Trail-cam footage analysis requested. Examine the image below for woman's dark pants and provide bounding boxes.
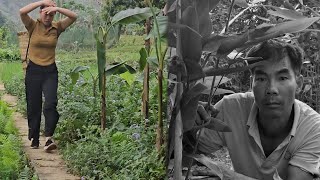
[25,61,59,141]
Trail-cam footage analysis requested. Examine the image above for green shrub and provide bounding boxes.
[0,48,20,61]
[62,125,165,180]
[0,101,35,179]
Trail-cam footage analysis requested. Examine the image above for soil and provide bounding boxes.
[0,83,80,180]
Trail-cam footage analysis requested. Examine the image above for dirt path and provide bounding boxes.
[0,83,80,180]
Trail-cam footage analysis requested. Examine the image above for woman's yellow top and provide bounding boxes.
[25,18,65,66]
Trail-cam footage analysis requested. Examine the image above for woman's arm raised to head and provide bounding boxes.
[19,0,56,26]
[42,6,77,30]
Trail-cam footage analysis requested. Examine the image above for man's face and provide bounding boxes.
[252,55,302,118]
[40,8,55,27]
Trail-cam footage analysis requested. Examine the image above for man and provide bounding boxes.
[195,39,320,179]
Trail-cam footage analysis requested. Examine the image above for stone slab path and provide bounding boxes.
[0,83,80,180]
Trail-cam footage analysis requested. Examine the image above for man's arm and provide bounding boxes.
[287,165,314,180]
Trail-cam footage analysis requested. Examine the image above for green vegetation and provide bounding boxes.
[0,33,167,179]
[0,0,168,178]
[0,27,20,62]
[0,101,37,180]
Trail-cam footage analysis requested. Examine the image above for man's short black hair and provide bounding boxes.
[246,39,304,75]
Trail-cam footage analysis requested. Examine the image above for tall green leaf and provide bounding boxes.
[69,66,90,85]
[105,62,136,76]
[203,17,320,56]
[190,154,224,180]
[181,83,207,106]
[266,6,305,20]
[95,27,107,92]
[112,7,160,25]
[202,88,235,95]
[195,0,221,37]
[106,24,121,49]
[139,48,148,71]
[120,71,135,86]
[234,0,249,8]
[198,76,231,88]
[181,6,202,61]
[145,15,168,40]
[246,17,320,45]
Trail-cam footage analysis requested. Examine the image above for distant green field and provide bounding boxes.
[0,35,154,82]
[56,35,146,65]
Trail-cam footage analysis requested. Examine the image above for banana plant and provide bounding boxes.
[111,4,168,153]
[167,0,320,178]
[91,6,161,131]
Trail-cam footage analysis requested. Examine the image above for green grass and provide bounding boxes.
[0,62,23,83]
[0,34,167,179]
[0,101,36,179]
[1,35,150,84]
[57,35,146,65]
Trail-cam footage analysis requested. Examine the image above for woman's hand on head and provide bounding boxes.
[41,0,56,7]
[42,6,58,15]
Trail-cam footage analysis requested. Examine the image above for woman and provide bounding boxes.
[19,0,77,151]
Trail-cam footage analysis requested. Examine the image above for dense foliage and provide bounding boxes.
[166,0,320,178]
[1,33,167,179]
[0,101,36,180]
[0,27,20,62]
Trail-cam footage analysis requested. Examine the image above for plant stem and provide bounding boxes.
[225,0,236,34]
[207,58,220,108]
[142,15,151,128]
[156,69,164,152]
[174,0,183,179]
[146,0,165,152]
[101,71,106,130]
[174,74,183,180]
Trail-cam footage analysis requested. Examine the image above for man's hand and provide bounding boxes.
[41,0,56,7]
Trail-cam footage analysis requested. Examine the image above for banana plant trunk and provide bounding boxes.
[101,72,106,130]
[174,0,183,178]
[142,65,149,125]
[96,27,107,131]
[143,17,151,127]
[156,68,164,152]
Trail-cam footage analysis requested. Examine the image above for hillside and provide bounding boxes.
[0,0,100,30]
[0,0,37,29]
